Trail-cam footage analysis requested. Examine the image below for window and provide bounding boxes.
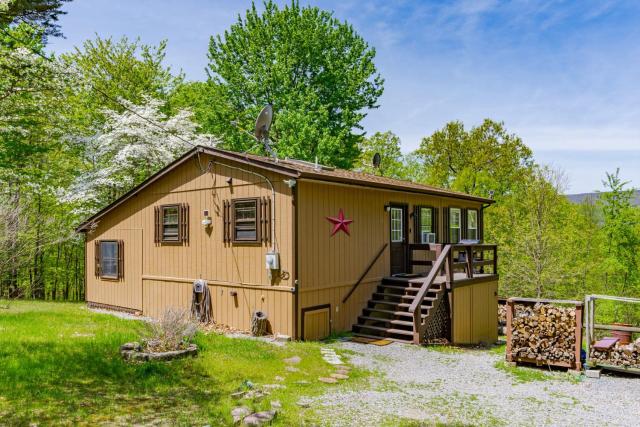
[154,204,189,244]
[449,208,461,243]
[162,205,180,241]
[467,209,478,241]
[95,240,123,279]
[415,206,435,243]
[390,207,404,242]
[233,198,260,242]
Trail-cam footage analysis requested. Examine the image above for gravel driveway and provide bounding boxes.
[313,341,640,426]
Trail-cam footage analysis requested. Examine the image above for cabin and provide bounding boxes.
[77,146,499,345]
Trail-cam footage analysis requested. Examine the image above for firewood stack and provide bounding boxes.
[510,303,577,363]
[498,304,507,335]
[591,338,640,368]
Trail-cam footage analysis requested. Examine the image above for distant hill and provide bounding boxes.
[566,190,640,206]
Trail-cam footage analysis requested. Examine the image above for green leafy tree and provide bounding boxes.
[599,170,640,320]
[415,119,533,199]
[489,167,575,298]
[0,0,69,41]
[355,131,405,178]
[188,0,383,168]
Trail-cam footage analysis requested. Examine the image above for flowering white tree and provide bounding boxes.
[66,97,217,213]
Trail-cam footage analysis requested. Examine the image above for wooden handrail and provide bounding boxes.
[409,244,452,334]
[342,243,388,304]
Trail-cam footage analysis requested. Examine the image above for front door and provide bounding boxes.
[389,204,408,275]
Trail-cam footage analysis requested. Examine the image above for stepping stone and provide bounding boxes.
[330,373,349,380]
[263,384,285,390]
[318,377,338,384]
[283,356,301,365]
[285,366,299,372]
[231,406,251,423]
[243,410,277,426]
[274,375,285,382]
[335,369,350,375]
[231,391,247,399]
[270,400,282,409]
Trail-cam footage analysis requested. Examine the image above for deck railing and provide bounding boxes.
[408,243,498,343]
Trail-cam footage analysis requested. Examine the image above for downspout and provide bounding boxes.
[292,181,299,339]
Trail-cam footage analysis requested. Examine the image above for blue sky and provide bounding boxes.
[48,0,640,193]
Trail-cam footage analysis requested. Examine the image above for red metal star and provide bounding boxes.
[326,208,353,236]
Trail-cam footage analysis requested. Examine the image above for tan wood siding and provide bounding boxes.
[295,179,485,338]
[142,279,294,336]
[451,280,498,344]
[85,154,295,333]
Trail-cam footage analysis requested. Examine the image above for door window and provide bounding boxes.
[390,207,404,242]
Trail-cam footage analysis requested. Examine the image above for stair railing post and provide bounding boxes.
[465,246,473,278]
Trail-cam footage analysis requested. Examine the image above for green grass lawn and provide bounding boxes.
[0,301,363,425]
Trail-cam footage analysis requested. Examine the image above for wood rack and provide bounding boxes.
[584,294,640,375]
[505,297,583,371]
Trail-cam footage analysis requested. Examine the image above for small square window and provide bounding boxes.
[233,199,260,242]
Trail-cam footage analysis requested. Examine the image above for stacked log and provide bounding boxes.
[510,303,576,364]
[591,338,640,368]
[498,304,507,335]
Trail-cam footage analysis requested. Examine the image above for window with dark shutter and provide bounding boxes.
[98,240,123,279]
[223,197,270,244]
[154,204,189,244]
[414,206,437,244]
[232,198,260,242]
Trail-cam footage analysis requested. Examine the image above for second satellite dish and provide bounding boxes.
[254,104,273,141]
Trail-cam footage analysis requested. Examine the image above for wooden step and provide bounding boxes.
[382,276,422,285]
[369,300,433,310]
[373,293,437,302]
[351,332,413,344]
[378,284,420,292]
[358,316,414,327]
[362,308,426,318]
[352,324,415,337]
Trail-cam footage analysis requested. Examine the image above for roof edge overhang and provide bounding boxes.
[297,174,495,204]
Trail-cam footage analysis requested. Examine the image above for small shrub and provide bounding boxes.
[144,308,197,352]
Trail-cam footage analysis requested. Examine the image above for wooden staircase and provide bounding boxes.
[348,243,497,345]
[352,275,446,343]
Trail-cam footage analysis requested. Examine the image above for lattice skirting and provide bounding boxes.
[423,294,451,343]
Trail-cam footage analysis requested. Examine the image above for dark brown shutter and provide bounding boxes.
[478,208,484,242]
[461,208,468,240]
[180,203,189,244]
[223,200,229,243]
[413,207,419,244]
[117,240,124,279]
[154,206,160,243]
[433,207,439,243]
[260,197,271,244]
[442,207,450,243]
[94,240,101,277]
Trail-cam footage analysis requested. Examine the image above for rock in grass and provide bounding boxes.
[243,410,277,426]
[231,406,251,423]
[285,366,299,372]
[270,400,282,409]
[283,356,301,365]
[318,377,338,384]
[330,373,349,380]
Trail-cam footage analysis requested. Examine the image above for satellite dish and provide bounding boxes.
[254,104,273,141]
[372,152,381,169]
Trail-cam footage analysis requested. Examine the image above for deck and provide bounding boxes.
[351,243,499,344]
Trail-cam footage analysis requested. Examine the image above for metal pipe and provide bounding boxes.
[209,157,277,252]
